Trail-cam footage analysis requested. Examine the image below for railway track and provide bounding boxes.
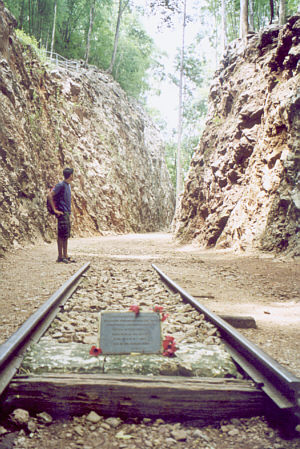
[0,262,90,397]
[152,264,300,430]
[0,260,299,437]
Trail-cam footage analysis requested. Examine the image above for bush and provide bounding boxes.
[15,29,46,62]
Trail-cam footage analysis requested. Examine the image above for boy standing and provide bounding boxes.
[47,168,75,263]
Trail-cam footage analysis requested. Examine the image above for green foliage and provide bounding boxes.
[167,32,210,187]
[16,29,41,56]
[4,0,300,188]
[225,0,300,39]
[111,13,155,98]
[4,0,156,99]
[287,0,299,15]
[15,28,47,63]
[15,29,39,48]
[164,135,199,189]
[181,135,199,175]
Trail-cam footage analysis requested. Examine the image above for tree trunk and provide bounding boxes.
[85,0,96,66]
[221,0,227,52]
[239,0,248,39]
[248,0,254,31]
[108,0,129,75]
[176,0,187,203]
[269,0,274,24]
[19,0,25,28]
[279,0,286,25]
[45,27,49,52]
[50,1,57,58]
[28,0,31,34]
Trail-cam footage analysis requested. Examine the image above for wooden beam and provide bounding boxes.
[4,373,267,421]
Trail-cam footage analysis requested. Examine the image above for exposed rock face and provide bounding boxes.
[174,17,300,255]
[0,1,175,255]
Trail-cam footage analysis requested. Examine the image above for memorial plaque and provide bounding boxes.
[99,312,162,354]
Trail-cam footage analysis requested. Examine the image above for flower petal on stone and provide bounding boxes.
[153,305,164,313]
[129,305,140,316]
[89,346,102,356]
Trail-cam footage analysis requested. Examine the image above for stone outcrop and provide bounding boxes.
[0,1,175,255]
[174,17,300,255]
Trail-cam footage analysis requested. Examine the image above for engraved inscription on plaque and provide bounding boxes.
[99,312,162,354]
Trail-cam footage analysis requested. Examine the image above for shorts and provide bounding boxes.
[57,213,71,239]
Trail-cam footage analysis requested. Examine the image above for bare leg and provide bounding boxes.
[57,237,64,259]
[63,238,68,259]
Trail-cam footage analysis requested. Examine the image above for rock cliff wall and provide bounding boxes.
[174,16,300,255]
[0,2,175,255]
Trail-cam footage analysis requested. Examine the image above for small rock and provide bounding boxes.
[16,429,26,438]
[36,411,53,424]
[171,429,188,441]
[83,335,97,345]
[10,409,30,427]
[165,437,177,445]
[192,429,209,441]
[86,411,102,423]
[74,425,84,436]
[0,426,8,435]
[105,417,122,428]
[51,332,63,338]
[230,418,241,426]
[154,418,165,426]
[142,418,152,424]
[228,429,239,436]
[115,430,134,439]
[27,419,37,433]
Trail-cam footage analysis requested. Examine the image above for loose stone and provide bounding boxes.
[9,409,30,427]
[86,411,102,423]
[74,425,84,436]
[170,429,188,441]
[36,412,53,425]
[27,419,37,433]
[105,417,122,428]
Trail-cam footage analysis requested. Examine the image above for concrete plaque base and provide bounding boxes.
[20,338,239,379]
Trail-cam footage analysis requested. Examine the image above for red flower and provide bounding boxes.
[162,336,178,357]
[129,305,140,316]
[153,305,164,313]
[162,339,170,350]
[164,335,174,343]
[89,346,102,356]
[161,313,169,322]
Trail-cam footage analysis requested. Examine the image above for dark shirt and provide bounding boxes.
[53,181,71,213]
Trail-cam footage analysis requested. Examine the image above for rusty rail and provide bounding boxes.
[0,262,90,396]
[152,263,300,428]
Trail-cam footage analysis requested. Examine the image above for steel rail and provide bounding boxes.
[0,262,90,396]
[152,263,300,425]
